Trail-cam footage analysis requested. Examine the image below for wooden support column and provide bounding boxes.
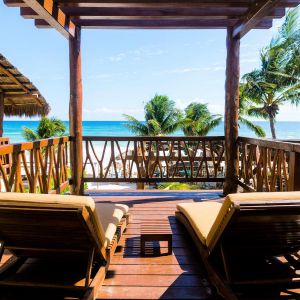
[0,92,4,137]
[223,27,240,195]
[288,152,300,191]
[69,27,83,195]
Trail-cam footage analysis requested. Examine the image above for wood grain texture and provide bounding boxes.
[69,27,83,195]
[223,27,240,195]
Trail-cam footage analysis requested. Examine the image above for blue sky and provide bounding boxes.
[1,3,299,121]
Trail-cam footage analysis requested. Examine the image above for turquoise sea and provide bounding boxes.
[3,121,300,143]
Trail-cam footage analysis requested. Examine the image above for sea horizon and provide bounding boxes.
[2,120,300,143]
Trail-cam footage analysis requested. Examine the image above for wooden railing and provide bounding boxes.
[0,137,70,194]
[238,137,300,192]
[82,136,225,183]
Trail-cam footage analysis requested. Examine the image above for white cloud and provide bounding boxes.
[164,65,225,74]
[83,106,143,115]
[86,71,138,80]
[174,98,224,115]
[107,46,167,63]
[109,53,126,62]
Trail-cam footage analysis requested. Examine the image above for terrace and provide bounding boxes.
[1,0,300,299]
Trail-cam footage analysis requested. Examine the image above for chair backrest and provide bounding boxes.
[207,192,300,256]
[0,193,106,260]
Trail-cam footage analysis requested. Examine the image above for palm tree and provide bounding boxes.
[23,117,66,141]
[241,8,300,139]
[182,102,222,136]
[123,94,183,136]
[239,85,266,137]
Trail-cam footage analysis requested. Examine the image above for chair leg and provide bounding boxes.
[220,243,232,282]
[85,247,95,288]
[0,241,4,263]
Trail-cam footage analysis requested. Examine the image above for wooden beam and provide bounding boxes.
[3,0,27,7]
[20,7,40,18]
[223,27,240,195]
[69,27,83,195]
[288,152,300,191]
[21,0,76,39]
[35,18,273,29]
[233,0,282,39]
[56,0,300,8]
[24,6,248,18]
[0,64,30,93]
[0,93,4,137]
[47,18,272,29]
[4,93,39,99]
[6,98,17,108]
[4,93,43,107]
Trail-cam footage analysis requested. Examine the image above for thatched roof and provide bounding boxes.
[0,54,50,117]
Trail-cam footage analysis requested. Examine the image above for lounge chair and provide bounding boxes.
[176,192,300,299]
[0,192,130,299]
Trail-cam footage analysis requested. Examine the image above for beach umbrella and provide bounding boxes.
[0,54,50,137]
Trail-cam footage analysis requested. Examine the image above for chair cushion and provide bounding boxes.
[178,192,300,253]
[207,191,300,252]
[176,202,223,245]
[0,193,128,250]
[95,203,129,247]
[227,191,300,202]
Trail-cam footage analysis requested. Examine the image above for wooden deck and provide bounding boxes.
[1,190,300,299]
[92,190,223,300]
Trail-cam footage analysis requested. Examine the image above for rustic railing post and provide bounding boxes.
[0,92,4,137]
[288,152,300,191]
[69,27,84,195]
[223,27,240,195]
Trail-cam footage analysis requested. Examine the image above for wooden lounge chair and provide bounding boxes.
[175,192,300,299]
[0,192,130,299]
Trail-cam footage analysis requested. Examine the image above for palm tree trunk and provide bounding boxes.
[269,116,276,139]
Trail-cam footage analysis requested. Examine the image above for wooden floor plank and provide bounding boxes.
[97,286,216,299]
[106,264,205,275]
[103,274,208,287]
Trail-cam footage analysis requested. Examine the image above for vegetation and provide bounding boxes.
[181,102,222,136]
[239,88,266,137]
[23,117,66,141]
[123,94,182,136]
[240,8,300,139]
[158,182,200,190]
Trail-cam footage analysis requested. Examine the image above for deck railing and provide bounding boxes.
[237,137,300,192]
[82,136,226,183]
[1,135,299,193]
[0,137,70,194]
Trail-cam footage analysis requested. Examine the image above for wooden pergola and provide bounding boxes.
[4,0,300,195]
[0,53,50,136]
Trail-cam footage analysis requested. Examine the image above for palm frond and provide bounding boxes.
[239,116,266,137]
[22,127,39,141]
[123,114,149,135]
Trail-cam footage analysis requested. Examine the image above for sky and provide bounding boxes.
[0,3,300,121]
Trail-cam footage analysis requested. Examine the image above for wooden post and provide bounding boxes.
[288,152,300,191]
[0,92,4,137]
[69,27,83,195]
[223,27,240,195]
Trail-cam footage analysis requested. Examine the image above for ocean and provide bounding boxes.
[3,120,300,143]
